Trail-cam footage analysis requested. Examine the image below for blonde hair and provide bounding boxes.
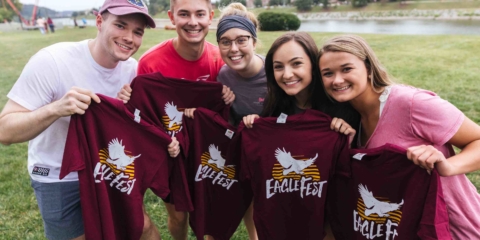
[318,35,393,92]
[218,3,259,31]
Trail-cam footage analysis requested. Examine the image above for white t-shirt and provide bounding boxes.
[7,40,137,183]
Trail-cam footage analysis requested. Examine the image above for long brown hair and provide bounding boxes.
[262,32,329,117]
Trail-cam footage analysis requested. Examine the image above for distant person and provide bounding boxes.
[36,17,45,34]
[47,17,54,33]
[43,17,49,34]
[0,0,168,239]
[73,17,78,27]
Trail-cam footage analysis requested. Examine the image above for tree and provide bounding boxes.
[352,0,368,7]
[219,0,247,7]
[145,0,169,16]
[321,0,329,9]
[254,0,263,7]
[0,0,22,22]
[268,0,281,6]
[294,0,313,12]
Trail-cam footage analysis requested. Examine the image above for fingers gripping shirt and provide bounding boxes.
[177,108,252,240]
[328,144,452,240]
[230,109,350,240]
[60,95,181,240]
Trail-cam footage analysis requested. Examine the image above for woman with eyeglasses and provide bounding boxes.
[184,3,265,127]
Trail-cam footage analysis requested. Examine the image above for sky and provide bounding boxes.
[20,0,105,11]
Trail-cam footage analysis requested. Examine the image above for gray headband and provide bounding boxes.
[216,15,257,41]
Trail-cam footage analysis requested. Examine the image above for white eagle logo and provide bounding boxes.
[106,138,141,170]
[358,184,404,217]
[274,148,318,176]
[164,102,184,128]
[207,144,234,169]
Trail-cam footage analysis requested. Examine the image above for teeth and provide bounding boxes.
[230,56,242,60]
[285,80,299,85]
[117,43,130,50]
[335,86,350,91]
[187,29,201,33]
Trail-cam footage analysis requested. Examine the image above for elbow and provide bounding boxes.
[0,134,13,146]
[0,139,13,146]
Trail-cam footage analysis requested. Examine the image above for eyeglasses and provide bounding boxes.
[218,35,252,50]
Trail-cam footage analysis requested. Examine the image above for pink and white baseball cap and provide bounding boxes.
[99,0,156,28]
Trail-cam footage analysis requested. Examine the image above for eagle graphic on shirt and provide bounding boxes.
[272,147,320,182]
[199,144,235,179]
[99,138,140,180]
[356,183,403,223]
[162,101,184,132]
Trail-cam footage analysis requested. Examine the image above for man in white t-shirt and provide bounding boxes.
[0,1,164,239]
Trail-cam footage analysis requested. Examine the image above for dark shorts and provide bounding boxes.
[30,178,84,240]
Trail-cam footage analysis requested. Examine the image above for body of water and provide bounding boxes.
[298,19,480,35]
[49,18,480,36]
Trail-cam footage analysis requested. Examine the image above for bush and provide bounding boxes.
[258,12,301,31]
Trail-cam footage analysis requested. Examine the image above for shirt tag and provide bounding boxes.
[225,129,234,139]
[134,115,141,123]
[32,166,50,176]
[133,109,141,123]
[276,113,288,124]
[352,153,366,161]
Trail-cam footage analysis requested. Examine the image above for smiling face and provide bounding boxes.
[319,51,370,103]
[272,40,313,105]
[97,12,145,63]
[218,28,256,74]
[168,0,213,45]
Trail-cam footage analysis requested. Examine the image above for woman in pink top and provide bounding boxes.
[318,34,480,239]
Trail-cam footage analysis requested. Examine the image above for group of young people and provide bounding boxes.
[1,0,480,239]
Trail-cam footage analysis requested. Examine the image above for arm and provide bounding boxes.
[0,87,100,145]
[407,117,480,176]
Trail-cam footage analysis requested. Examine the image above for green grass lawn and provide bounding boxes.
[0,27,479,239]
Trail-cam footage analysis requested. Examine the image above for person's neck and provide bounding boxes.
[295,91,311,110]
[173,37,205,61]
[350,88,382,119]
[236,54,263,78]
[88,39,119,69]
[350,88,382,144]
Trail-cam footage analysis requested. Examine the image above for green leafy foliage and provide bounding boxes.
[0,0,22,22]
[258,11,301,31]
[295,0,313,11]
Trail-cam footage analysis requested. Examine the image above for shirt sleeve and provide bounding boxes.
[7,49,59,110]
[332,134,351,178]
[410,89,465,146]
[59,115,86,179]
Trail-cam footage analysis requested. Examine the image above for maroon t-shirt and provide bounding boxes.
[328,144,452,240]
[178,108,251,240]
[125,72,228,136]
[60,95,182,240]
[232,109,349,240]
